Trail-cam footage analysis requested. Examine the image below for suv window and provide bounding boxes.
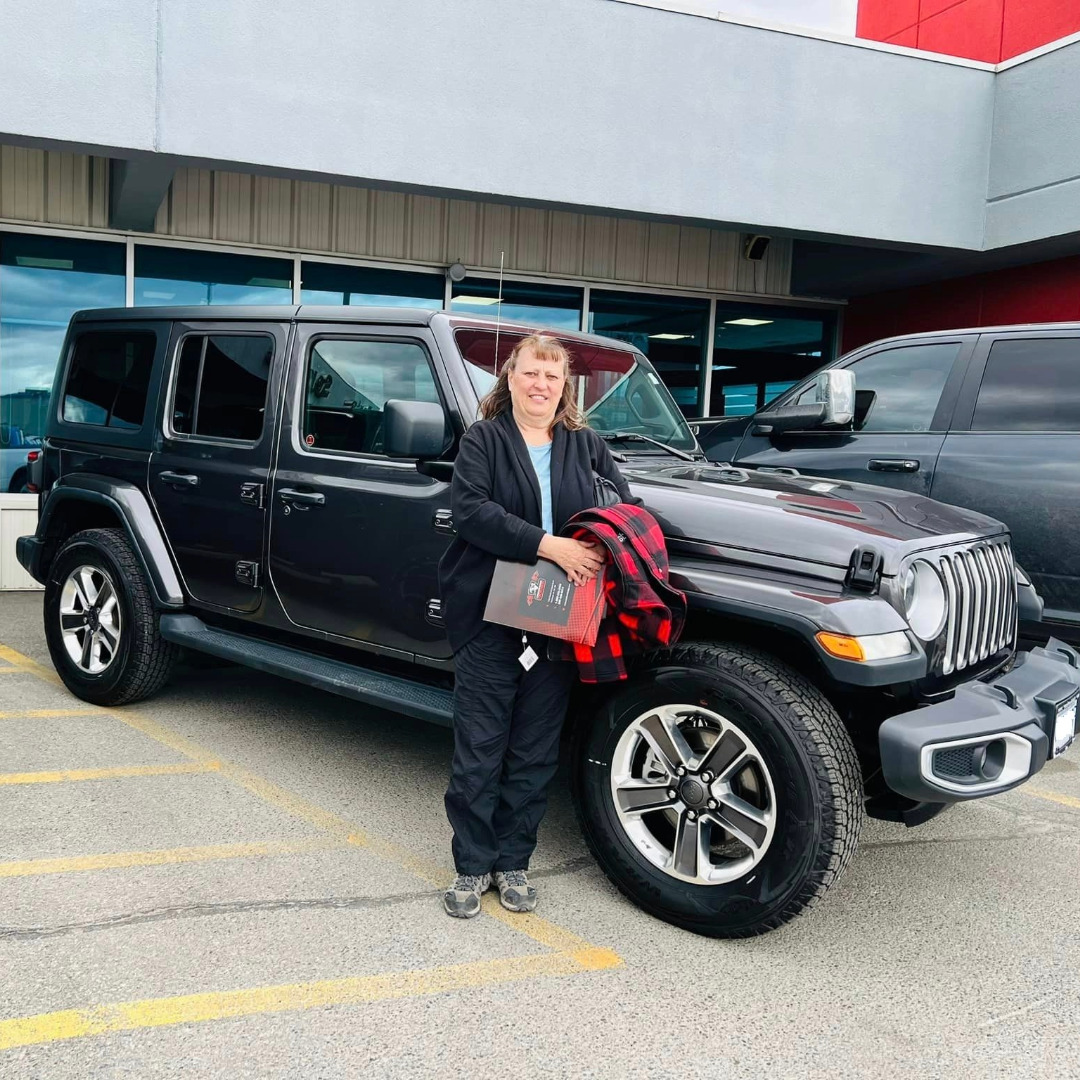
[171,334,273,442]
[62,330,156,429]
[795,342,961,432]
[303,338,439,455]
[972,338,1080,432]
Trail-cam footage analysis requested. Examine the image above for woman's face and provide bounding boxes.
[507,346,566,426]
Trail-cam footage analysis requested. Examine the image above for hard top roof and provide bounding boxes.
[68,306,636,351]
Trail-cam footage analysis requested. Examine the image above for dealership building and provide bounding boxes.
[1,0,1079,586]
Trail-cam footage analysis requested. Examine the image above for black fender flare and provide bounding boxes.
[34,475,184,608]
[671,561,929,686]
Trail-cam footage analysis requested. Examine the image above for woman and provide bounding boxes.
[438,333,634,918]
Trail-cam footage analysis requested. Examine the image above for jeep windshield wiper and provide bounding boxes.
[599,432,699,462]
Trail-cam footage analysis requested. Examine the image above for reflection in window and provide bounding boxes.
[135,247,292,307]
[301,262,443,309]
[451,280,582,330]
[708,303,835,417]
[62,331,157,429]
[304,339,439,456]
[588,291,709,418]
[0,233,126,490]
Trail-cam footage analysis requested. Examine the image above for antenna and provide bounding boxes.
[493,249,505,375]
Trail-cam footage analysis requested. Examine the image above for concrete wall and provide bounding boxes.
[986,40,1080,250]
[0,0,994,250]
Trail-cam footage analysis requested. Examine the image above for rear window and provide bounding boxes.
[62,330,157,429]
[972,338,1080,432]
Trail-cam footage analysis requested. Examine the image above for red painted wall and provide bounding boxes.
[842,254,1080,352]
[857,0,1080,62]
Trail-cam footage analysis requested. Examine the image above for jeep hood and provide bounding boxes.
[625,463,1008,574]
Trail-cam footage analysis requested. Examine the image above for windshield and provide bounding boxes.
[454,327,699,452]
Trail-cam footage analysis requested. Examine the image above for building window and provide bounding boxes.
[301,262,443,309]
[707,302,836,416]
[588,291,709,417]
[135,247,292,307]
[0,233,126,490]
[451,279,583,330]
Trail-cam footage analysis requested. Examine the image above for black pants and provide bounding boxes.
[445,624,577,875]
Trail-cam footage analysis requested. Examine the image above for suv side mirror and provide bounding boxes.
[752,367,856,435]
[384,400,449,460]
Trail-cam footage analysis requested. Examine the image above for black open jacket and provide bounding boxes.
[438,410,636,653]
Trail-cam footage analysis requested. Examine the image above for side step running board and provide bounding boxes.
[160,614,453,727]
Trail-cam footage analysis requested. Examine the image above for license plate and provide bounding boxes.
[1053,694,1079,757]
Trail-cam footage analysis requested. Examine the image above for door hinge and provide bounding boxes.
[235,560,260,588]
[240,482,265,508]
[433,509,455,534]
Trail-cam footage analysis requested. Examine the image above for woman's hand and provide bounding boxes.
[538,535,605,588]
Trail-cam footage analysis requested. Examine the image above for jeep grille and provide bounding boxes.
[937,539,1017,676]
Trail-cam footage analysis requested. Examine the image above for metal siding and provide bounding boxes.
[295,180,333,252]
[515,207,548,273]
[677,225,711,289]
[548,211,584,277]
[646,222,681,286]
[371,189,408,259]
[446,198,481,265]
[214,171,254,243]
[166,167,213,237]
[1,146,45,221]
[255,176,293,248]
[615,218,648,283]
[90,155,110,227]
[582,214,618,280]
[408,194,445,263]
[480,203,515,270]
[708,229,739,291]
[333,185,371,255]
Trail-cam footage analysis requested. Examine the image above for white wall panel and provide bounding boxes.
[0,499,41,591]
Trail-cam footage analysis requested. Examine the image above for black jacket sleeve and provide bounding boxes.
[451,425,546,562]
[589,431,642,506]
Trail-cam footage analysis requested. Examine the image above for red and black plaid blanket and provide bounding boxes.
[555,503,687,682]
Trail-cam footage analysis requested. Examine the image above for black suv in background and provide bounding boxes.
[17,307,1080,938]
[696,324,1080,645]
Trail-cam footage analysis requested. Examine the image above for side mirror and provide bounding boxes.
[751,367,856,435]
[384,400,449,460]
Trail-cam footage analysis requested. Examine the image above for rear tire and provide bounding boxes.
[572,641,863,937]
[43,528,178,706]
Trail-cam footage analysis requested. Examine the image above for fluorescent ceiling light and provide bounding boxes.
[724,318,774,326]
[15,256,74,270]
[712,365,737,371]
[248,278,290,289]
[649,333,692,340]
[454,296,501,306]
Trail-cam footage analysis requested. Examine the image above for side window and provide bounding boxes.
[794,343,961,432]
[972,338,1080,432]
[62,331,156,429]
[303,338,440,455]
[170,334,272,442]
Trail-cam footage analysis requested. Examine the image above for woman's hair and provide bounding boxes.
[477,334,587,430]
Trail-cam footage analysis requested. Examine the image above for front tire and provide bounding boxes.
[572,642,863,937]
[43,528,178,706]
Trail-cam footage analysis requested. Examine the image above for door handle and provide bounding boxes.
[158,470,200,487]
[868,459,920,473]
[278,487,325,508]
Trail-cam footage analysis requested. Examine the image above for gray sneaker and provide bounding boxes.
[494,869,537,913]
[442,873,491,918]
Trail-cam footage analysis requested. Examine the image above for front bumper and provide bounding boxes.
[879,638,1080,803]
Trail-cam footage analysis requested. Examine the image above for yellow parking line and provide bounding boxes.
[0,947,621,1051]
[0,642,623,965]
[0,838,343,879]
[0,762,219,786]
[1024,787,1080,811]
[0,709,103,719]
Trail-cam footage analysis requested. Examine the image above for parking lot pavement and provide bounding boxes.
[1,592,1079,1079]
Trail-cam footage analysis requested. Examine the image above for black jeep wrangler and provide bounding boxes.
[18,306,1080,938]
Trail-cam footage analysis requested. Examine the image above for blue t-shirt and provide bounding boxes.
[527,441,554,536]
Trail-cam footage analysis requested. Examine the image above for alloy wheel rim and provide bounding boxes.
[59,564,122,675]
[609,703,777,885]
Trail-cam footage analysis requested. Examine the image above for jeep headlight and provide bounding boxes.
[902,560,947,641]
